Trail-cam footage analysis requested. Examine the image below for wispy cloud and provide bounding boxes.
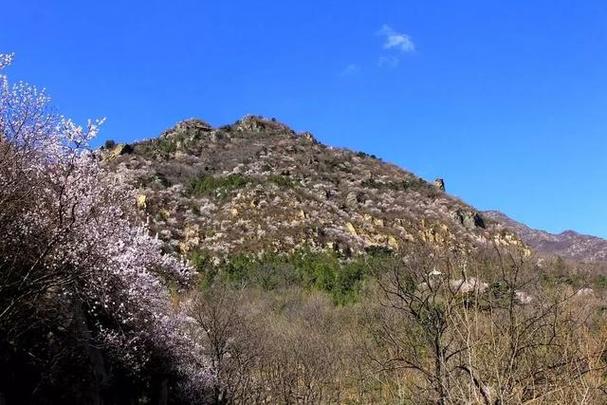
[377,24,415,53]
[340,64,361,77]
[377,56,399,68]
[337,26,414,77]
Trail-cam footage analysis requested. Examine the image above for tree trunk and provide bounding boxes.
[72,301,108,405]
[151,375,169,405]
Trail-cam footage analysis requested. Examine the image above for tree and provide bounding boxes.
[189,285,262,404]
[367,245,607,404]
[0,53,209,404]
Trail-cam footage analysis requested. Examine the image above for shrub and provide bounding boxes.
[362,177,431,193]
[155,137,177,154]
[198,248,378,304]
[187,174,250,197]
[594,274,607,290]
[267,174,296,188]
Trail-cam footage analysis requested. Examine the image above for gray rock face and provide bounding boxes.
[452,210,486,230]
[345,191,358,208]
[345,191,366,208]
[164,119,213,136]
[235,115,294,134]
[100,143,133,160]
[434,178,445,191]
[299,131,318,144]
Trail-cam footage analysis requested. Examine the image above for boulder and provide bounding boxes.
[136,194,147,210]
[450,277,488,294]
[515,290,533,304]
[299,131,318,144]
[576,288,594,296]
[345,192,358,208]
[387,235,399,249]
[345,222,358,236]
[103,143,133,160]
[452,210,485,230]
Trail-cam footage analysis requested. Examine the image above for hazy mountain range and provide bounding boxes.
[484,210,607,263]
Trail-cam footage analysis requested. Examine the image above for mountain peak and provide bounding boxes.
[559,230,580,237]
[161,118,213,138]
[233,115,296,135]
[105,117,526,259]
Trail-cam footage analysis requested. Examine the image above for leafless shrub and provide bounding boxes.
[364,245,607,404]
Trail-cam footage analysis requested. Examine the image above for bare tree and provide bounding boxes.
[190,285,263,404]
[366,245,607,404]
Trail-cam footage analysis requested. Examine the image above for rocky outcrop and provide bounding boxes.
[136,194,147,210]
[235,115,294,134]
[298,131,318,144]
[162,119,212,137]
[434,178,445,191]
[452,210,485,230]
[102,143,133,160]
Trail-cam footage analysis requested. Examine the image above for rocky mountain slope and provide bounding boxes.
[484,210,607,263]
[102,116,526,260]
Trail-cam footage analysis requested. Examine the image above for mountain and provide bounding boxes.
[102,116,526,260]
[483,210,607,263]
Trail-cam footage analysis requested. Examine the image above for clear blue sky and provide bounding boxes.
[2,0,606,237]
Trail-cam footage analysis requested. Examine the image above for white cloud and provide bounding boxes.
[340,64,360,76]
[377,56,399,68]
[377,24,415,53]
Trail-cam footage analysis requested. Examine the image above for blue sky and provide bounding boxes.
[2,0,606,237]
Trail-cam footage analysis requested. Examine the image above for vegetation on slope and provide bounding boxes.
[188,245,607,404]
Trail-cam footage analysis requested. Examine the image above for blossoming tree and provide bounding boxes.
[0,53,209,404]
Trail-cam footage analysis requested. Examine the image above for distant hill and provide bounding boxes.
[102,116,526,260]
[484,210,607,263]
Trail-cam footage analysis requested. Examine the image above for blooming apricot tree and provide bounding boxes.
[0,53,209,401]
